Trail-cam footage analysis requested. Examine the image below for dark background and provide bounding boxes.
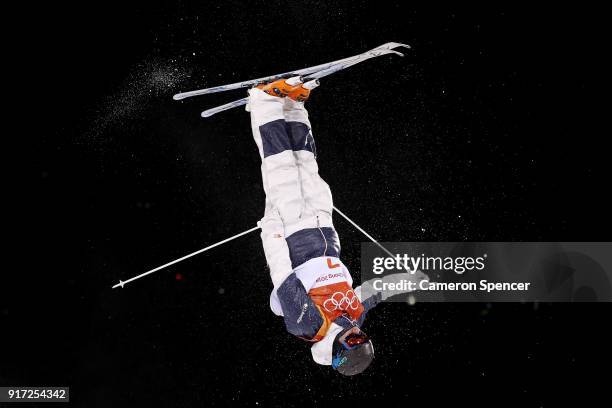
[3,1,609,406]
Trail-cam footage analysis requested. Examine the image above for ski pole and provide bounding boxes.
[332,205,415,274]
[333,206,395,258]
[112,225,260,289]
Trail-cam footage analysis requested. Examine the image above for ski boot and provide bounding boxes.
[287,79,320,102]
[256,77,320,102]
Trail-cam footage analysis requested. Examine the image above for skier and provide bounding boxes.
[247,78,422,375]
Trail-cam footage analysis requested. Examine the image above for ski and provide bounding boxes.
[201,98,250,118]
[199,44,409,118]
[173,42,410,101]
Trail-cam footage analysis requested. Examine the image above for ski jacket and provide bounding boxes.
[272,253,382,365]
[274,256,381,336]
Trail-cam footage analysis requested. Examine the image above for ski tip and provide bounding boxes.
[378,42,411,51]
[201,111,213,118]
[173,94,185,101]
[392,42,411,49]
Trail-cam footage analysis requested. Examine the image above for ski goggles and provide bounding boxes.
[339,330,370,350]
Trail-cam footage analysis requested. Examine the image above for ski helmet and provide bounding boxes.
[331,328,374,375]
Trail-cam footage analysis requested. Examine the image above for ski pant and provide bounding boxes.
[247,88,335,290]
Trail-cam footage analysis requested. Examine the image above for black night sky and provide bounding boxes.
[3,1,609,406]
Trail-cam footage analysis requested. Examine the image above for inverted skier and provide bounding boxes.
[247,78,423,375]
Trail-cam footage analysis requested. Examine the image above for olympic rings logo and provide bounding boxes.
[323,290,359,312]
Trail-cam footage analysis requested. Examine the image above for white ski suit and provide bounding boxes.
[248,88,364,365]
[248,88,334,285]
[248,88,425,365]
